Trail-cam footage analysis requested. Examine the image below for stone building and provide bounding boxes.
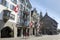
[0,0,19,38]
[30,8,40,36]
[40,12,58,35]
[17,0,32,37]
[0,0,32,38]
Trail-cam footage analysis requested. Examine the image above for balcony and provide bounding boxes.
[3,10,11,22]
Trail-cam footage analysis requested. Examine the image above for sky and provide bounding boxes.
[30,0,60,29]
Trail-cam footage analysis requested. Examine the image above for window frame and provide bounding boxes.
[10,14,15,20]
[11,0,17,4]
[10,4,15,10]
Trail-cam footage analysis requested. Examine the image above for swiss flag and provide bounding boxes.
[29,21,33,27]
[14,5,19,13]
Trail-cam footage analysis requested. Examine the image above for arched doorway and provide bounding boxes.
[33,28,35,35]
[1,27,14,38]
[17,27,22,37]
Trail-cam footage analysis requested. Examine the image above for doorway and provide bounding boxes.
[1,27,14,38]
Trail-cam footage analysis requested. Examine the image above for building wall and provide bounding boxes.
[17,0,32,27]
[40,13,58,35]
[0,0,19,38]
[0,0,18,23]
[0,0,32,38]
[30,8,40,35]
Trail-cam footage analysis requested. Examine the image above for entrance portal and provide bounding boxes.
[1,27,14,38]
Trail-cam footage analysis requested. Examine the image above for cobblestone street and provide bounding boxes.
[0,34,60,40]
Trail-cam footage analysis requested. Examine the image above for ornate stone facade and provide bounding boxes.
[40,12,58,35]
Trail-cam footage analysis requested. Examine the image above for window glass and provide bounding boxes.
[0,0,2,4]
[20,4,23,10]
[0,0,9,7]
[11,0,17,4]
[0,0,4,4]
[3,10,10,15]
[4,1,6,6]
[10,4,14,10]
[20,11,23,16]
[20,0,24,3]
[4,1,9,7]
[17,11,20,16]
[19,11,23,25]
[20,19,23,25]
[26,9,28,12]
[17,18,20,23]
[0,0,6,6]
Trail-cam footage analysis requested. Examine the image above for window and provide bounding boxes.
[10,14,15,20]
[20,0,24,3]
[26,9,28,12]
[20,19,23,23]
[20,11,23,19]
[0,0,4,4]
[24,21,29,26]
[3,10,10,17]
[4,1,7,6]
[25,21,27,25]
[10,4,14,10]
[11,0,17,4]
[17,11,20,16]
[17,18,20,24]
[20,4,23,10]
[0,0,2,4]
[0,0,8,7]
[4,1,9,7]
[20,11,23,14]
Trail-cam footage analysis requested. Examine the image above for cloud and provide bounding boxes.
[30,0,60,29]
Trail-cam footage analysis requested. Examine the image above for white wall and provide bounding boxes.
[0,0,18,23]
[0,5,7,20]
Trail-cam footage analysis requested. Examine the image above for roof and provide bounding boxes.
[40,12,58,24]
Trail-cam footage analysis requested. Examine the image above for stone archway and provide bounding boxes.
[1,26,14,38]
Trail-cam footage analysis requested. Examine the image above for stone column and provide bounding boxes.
[14,26,17,38]
[34,28,36,35]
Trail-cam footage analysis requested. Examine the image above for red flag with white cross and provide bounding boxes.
[29,21,33,27]
[14,5,19,13]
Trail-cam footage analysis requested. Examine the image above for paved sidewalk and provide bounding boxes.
[0,34,60,40]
